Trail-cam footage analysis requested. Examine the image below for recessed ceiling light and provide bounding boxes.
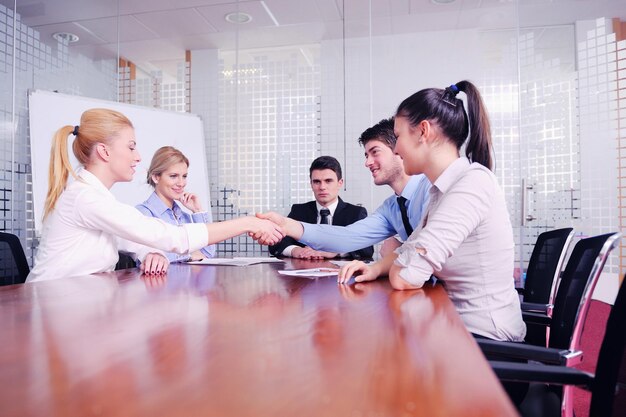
[431,0,456,4]
[52,32,79,43]
[224,11,252,24]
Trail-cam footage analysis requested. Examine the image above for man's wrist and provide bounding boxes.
[288,219,304,239]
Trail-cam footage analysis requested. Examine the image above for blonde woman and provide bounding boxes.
[27,108,283,282]
[136,146,215,262]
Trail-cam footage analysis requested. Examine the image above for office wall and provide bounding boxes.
[0,4,117,263]
[183,17,625,300]
[319,30,483,211]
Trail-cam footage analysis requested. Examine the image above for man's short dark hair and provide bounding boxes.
[357,117,396,150]
[310,156,342,180]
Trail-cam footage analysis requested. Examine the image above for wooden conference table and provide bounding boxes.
[0,259,518,417]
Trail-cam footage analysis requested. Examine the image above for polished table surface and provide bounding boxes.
[0,259,518,417]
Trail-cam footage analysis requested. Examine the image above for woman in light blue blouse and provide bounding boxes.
[136,146,216,262]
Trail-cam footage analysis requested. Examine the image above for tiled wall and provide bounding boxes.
[219,50,321,255]
[577,18,624,274]
[0,4,116,270]
[120,62,191,113]
[190,48,321,256]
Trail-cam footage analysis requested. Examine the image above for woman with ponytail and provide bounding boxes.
[28,108,283,282]
[338,81,525,342]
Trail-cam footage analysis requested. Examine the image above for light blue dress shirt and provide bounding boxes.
[136,191,216,262]
[300,175,431,253]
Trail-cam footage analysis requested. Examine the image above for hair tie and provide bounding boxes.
[72,126,79,136]
[441,84,460,106]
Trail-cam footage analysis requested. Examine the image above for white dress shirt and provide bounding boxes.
[27,169,208,282]
[394,158,526,342]
[283,199,339,257]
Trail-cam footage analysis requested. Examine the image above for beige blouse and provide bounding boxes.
[394,157,526,342]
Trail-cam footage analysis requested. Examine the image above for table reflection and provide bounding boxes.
[0,261,517,417]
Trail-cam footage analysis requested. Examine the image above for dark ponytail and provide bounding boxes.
[395,80,493,171]
[455,80,493,170]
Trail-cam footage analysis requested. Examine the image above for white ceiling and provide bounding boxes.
[2,0,626,74]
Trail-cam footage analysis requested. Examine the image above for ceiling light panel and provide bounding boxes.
[196,1,276,32]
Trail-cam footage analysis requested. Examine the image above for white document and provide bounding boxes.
[186,257,285,267]
[330,260,373,267]
[277,268,340,278]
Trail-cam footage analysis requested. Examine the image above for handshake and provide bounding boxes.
[247,212,302,246]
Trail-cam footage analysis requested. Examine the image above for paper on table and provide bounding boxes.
[186,257,285,267]
[277,268,339,278]
[330,260,373,267]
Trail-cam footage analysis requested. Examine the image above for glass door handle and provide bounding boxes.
[521,179,535,226]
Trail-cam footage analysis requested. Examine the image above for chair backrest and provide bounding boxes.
[547,232,620,351]
[115,252,137,270]
[589,276,626,417]
[0,232,30,285]
[523,227,575,304]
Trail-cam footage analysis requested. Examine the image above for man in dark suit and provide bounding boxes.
[269,156,374,260]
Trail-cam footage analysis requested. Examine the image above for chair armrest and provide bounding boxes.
[477,339,576,365]
[489,360,594,389]
[522,311,552,326]
[520,302,550,314]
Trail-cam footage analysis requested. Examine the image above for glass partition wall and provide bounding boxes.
[1,0,624,289]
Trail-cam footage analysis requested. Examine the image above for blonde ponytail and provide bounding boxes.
[43,126,78,220]
[42,108,133,220]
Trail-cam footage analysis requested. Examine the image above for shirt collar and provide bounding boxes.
[145,191,180,216]
[399,175,425,199]
[316,198,339,216]
[433,157,470,194]
[77,169,114,197]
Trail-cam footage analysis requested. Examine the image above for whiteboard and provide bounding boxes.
[28,90,210,235]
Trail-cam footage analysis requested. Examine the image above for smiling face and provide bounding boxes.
[310,168,343,207]
[393,116,424,176]
[363,139,405,186]
[153,161,189,207]
[107,126,141,183]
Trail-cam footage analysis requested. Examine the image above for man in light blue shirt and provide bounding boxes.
[259,118,431,255]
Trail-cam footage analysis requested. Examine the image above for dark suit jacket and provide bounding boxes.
[269,197,374,259]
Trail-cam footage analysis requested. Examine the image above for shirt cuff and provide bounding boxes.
[393,242,431,288]
[282,245,299,257]
[200,245,215,258]
[191,211,211,223]
[169,252,191,263]
[183,223,209,253]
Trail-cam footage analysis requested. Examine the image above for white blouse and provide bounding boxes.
[394,157,526,342]
[27,170,208,282]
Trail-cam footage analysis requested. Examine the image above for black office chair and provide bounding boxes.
[519,227,575,307]
[0,231,30,285]
[478,232,620,363]
[491,275,626,417]
[115,252,137,270]
[520,228,575,347]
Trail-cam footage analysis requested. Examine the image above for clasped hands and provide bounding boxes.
[249,211,297,245]
[251,212,383,284]
[251,212,331,260]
